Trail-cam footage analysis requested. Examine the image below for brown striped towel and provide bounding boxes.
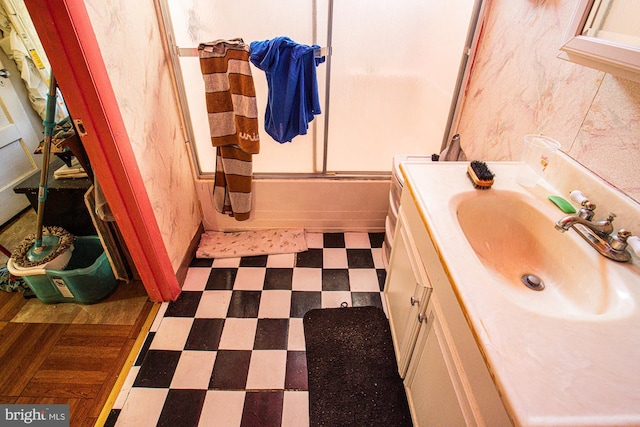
[199,39,259,221]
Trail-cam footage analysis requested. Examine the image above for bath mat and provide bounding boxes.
[196,228,307,258]
[303,306,412,427]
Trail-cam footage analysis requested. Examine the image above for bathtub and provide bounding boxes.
[196,177,390,232]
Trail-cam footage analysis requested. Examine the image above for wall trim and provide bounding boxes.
[176,223,204,287]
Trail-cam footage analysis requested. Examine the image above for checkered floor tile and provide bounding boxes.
[106,232,387,427]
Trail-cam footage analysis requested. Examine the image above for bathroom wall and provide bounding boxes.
[456,0,640,202]
[83,0,202,272]
[73,0,640,274]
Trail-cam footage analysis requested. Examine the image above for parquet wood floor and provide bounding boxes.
[0,287,154,426]
[1,204,157,425]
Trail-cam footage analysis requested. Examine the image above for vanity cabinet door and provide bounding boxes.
[385,207,432,377]
[404,294,470,427]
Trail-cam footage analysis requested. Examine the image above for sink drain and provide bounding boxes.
[521,274,545,291]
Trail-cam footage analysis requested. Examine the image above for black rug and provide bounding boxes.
[303,306,413,427]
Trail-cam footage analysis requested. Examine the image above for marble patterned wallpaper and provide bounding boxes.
[84,0,202,272]
[457,0,640,202]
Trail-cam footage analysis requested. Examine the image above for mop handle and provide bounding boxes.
[34,74,58,250]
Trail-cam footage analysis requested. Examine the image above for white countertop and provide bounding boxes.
[401,160,640,426]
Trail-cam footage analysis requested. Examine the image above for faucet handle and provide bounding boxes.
[570,190,597,218]
[570,190,590,205]
[610,229,630,251]
[627,235,640,257]
[611,229,640,258]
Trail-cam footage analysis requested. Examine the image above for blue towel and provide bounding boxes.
[250,37,325,143]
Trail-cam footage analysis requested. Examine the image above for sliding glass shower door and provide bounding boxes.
[163,0,323,175]
[160,0,478,175]
[326,0,476,172]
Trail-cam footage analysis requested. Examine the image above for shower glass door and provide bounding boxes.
[326,0,475,172]
[164,0,322,175]
[161,0,477,175]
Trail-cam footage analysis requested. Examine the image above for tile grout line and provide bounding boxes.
[109,233,387,426]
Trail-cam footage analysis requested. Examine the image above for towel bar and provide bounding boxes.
[177,46,330,58]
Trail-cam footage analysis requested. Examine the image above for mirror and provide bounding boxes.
[582,0,640,46]
[559,0,640,82]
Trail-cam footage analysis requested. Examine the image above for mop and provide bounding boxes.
[10,74,74,269]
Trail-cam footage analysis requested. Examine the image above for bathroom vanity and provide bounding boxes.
[384,156,640,426]
[385,175,512,426]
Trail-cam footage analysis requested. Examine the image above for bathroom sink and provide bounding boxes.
[399,159,640,425]
[454,190,634,320]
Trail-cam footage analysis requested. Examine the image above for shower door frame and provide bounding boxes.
[156,0,486,180]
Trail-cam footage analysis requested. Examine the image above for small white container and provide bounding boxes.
[516,134,561,187]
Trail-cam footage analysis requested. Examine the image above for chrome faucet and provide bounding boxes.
[554,190,635,262]
[554,209,615,238]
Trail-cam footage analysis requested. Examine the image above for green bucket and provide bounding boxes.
[21,236,118,304]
